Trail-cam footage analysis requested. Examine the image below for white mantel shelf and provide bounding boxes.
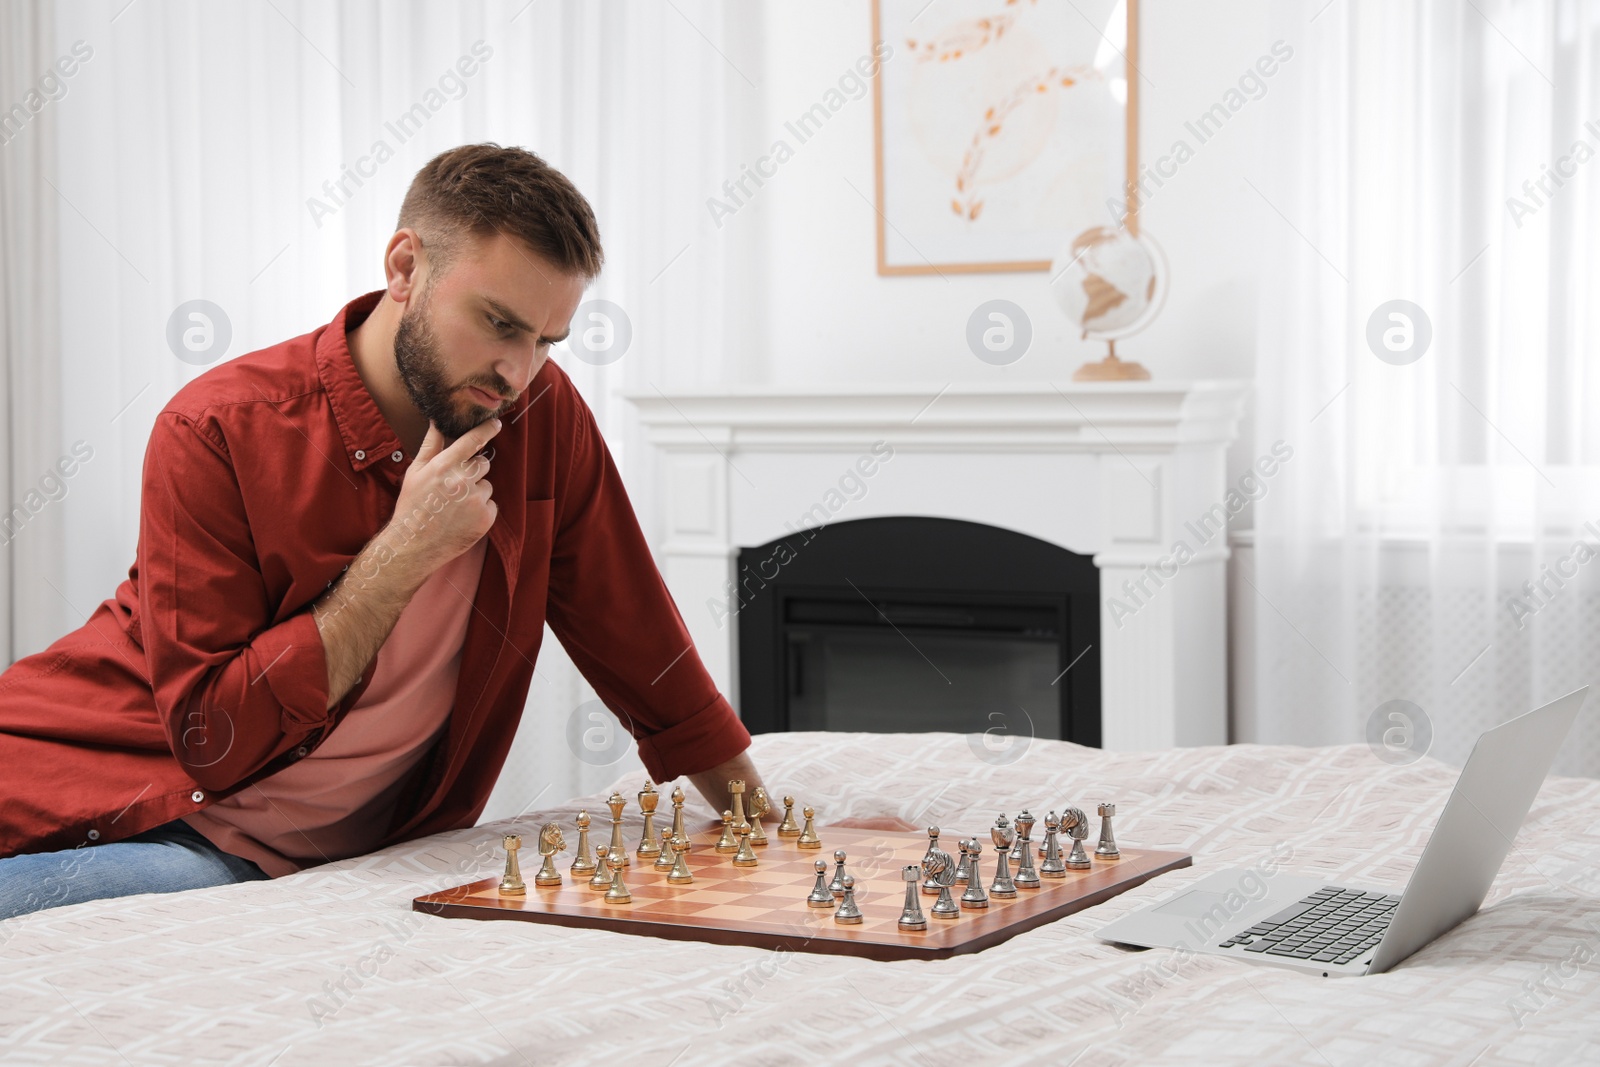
[625,380,1251,752]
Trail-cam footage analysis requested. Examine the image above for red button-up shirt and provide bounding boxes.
[0,290,749,868]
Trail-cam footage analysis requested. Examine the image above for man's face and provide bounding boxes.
[393,232,588,440]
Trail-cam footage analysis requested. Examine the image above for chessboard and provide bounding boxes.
[414,824,1191,961]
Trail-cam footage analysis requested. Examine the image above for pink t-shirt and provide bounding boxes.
[184,536,488,877]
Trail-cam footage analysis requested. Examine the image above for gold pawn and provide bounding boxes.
[637,782,661,859]
[714,809,738,853]
[796,806,821,849]
[571,811,596,875]
[732,824,759,867]
[603,848,631,904]
[748,787,770,846]
[499,834,526,894]
[587,843,611,890]
[777,795,801,837]
[669,785,687,841]
[667,833,694,884]
[653,827,675,871]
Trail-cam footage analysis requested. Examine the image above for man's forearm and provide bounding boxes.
[311,523,432,710]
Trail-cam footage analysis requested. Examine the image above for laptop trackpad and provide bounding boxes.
[1153,889,1275,923]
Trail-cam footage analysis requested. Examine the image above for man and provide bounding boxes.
[0,143,764,920]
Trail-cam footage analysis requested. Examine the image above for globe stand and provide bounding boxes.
[1072,341,1150,382]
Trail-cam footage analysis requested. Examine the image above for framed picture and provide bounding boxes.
[871,0,1140,275]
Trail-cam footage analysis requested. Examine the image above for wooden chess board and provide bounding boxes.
[413,824,1191,961]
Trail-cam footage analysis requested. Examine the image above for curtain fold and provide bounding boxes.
[1251,0,1600,776]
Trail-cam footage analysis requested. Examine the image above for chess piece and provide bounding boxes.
[714,810,738,853]
[953,838,973,885]
[1013,812,1041,889]
[570,811,597,875]
[728,779,750,837]
[960,840,989,909]
[670,785,688,842]
[1096,802,1121,859]
[828,849,849,896]
[796,806,821,849]
[588,843,612,890]
[1012,809,1035,865]
[1039,813,1066,878]
[667,833,694,884]
[534,822,566,887]
[778,795,801,837]
[921,827,945,894]
[606,792,629,867]
[603,848,631,904]
[989,815,1018,898]
[923,845,959,920]
[806,858,834,907]
[898,865,928,930]
[747,787,771,846]
[1062,806,1092,870]
[637,782,661,859]
[499,834,526,895]
[732,824,759,867]
[653,827,675,871]
[834,874,863,924]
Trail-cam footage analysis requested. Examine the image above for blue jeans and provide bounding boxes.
[0,817,270,921]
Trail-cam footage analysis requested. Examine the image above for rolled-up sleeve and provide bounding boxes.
[545,396,750,783]
[138,411,335,791]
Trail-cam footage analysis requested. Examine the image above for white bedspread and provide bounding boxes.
[3,732,1598,1066]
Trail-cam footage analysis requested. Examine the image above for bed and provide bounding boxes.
[2,731,1597,1065]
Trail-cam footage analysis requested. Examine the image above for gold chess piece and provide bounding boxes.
[667,833,694,884]
[603,848,632,904]
[748,787,771,846]
[777,795,801,837]
[499,834,526,895]
[606,791,629,867]
[588,843,612,890]
[669,785,687,841]
[728,779,750,837]
[653,827,674,871]
[570,811,596,875]
[534,822,566,887]
[796,806,821,849]
[732,823,759,867]
[714,809,738,853]
[637,782,661,859]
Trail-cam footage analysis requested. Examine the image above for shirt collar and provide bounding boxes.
[315,289,406,473]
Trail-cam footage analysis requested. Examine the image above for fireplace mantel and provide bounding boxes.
[624,380,1250,750]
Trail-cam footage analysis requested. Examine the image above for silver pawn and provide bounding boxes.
[828,848,849,896]
[953,839,973,885]
[1039,812,1067,877]
[1063,806,1092,870]
[897,865,928,930]
[960,839,989,909]
[806,858,834,908]
[834,874,863,924]
[1096,802,1121,859]
[1013,811,1041,888]
[989,814,1017,898]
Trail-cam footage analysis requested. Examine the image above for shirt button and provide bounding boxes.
[191,790,205,803]
[295,745,309,758]
[86,828,100,841]
[391,450,403,462]
[354,449,366,461]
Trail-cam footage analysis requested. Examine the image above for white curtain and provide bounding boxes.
[1249,0,1600,776]
[5,0,749,817]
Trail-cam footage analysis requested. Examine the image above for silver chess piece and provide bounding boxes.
[806,858,835,908]
[1039,812,1067,878]
[921,843,959,920]
[953,838,973,885]
[898,865,928,930]
[828,848,849,897]
[920,827,945,894]
[989,814,1017,898]
[960,839,989,909]
[1062,806,1092,870]
[1012,811,1041,888]
[1096,802,1121,859]
[834,874,863,924]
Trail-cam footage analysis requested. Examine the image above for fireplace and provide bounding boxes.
[736,517,1100,744]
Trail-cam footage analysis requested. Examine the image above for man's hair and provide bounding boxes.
[397,143,604,280]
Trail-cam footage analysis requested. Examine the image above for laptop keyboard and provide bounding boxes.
[1216,886,1401,965]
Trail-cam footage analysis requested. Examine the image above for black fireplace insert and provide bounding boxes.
[734,516,1100,746]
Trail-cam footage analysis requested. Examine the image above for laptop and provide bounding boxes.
[1095,686,1588,977]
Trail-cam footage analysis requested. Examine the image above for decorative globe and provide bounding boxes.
[1048,226,1167,343]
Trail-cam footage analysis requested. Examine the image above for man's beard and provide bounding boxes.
[393,287,506,440]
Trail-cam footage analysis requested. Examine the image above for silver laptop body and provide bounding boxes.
[1095,686,1588,977]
